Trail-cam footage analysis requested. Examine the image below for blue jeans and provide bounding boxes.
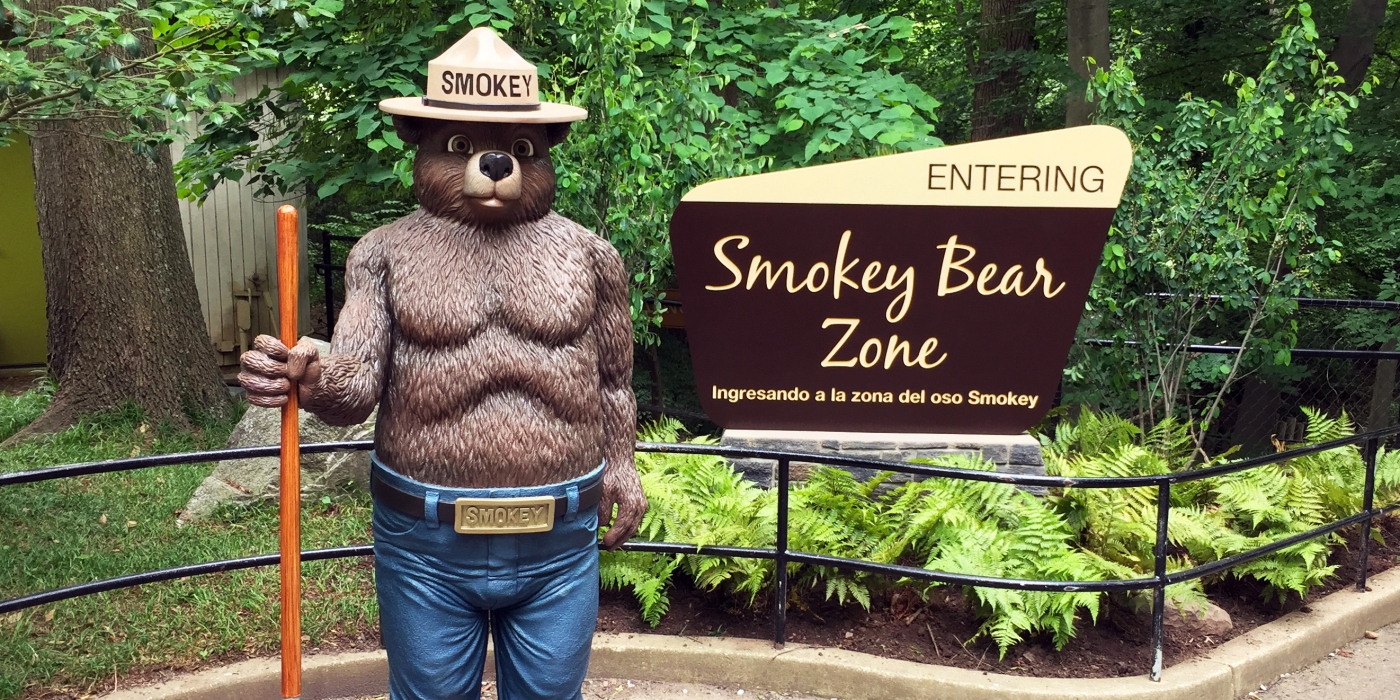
[370,456,602,700]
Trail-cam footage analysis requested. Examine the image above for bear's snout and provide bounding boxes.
[479,153,514,181]
[462,150,523,202]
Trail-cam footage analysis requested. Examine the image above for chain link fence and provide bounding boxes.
[1066,299,1400,457]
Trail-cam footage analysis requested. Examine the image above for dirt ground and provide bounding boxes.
[0,372,43,395]
[336,678,827,699]
[1240,621,1400,700]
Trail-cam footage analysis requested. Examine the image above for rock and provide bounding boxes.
[179,404,376,523]
[1126,595,1233,638]
[1168,599,1233,637]
[179,339,376,523]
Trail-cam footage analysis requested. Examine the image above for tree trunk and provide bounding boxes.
[1367,338,1397,433]
[971,0,1037,141]
[1331,0,1387,93]
[13,0,230,442]
[1065,0,1109,126]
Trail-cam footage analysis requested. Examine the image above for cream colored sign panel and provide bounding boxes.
[682,125,1132,209]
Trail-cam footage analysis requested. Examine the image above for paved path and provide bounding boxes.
[1242,620,1400,699]
[339,679,829,699]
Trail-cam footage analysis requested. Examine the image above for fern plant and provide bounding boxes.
[602,418,777,625]
[884,455,1133,655]
[608,409,1392,657]
[1045,407,1395,605]
[787,466,908,610]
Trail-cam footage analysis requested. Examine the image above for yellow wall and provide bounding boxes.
[0,134,48,368]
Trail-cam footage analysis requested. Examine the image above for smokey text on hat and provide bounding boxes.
[440,71,535,99]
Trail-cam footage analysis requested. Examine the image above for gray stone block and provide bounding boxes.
[730,458,775,487]
[875,450,913,464]
[1000,462,1046,475]
[912,449,977,464]
[1011,443,1046,466]
[838,449,883,460]
[845,466,880,482]
[839,440,903,451]
[979,444,1010,464]
[896,440,951,450]
[723,437,819,456]
[999,462,1048,494]
[718,430,1046,488]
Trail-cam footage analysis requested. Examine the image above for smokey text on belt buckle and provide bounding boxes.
[453,495,555,534]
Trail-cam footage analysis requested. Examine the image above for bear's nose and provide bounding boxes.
[479,152,514,182]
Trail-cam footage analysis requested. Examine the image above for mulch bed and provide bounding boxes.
[597,515,1400,678]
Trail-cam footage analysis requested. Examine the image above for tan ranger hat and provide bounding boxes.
[379,27,587,124]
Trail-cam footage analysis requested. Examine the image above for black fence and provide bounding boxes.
[1064,297,1400,457]
[4,428,1399,682]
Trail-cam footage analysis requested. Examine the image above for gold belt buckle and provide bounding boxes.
[453,495,555,534]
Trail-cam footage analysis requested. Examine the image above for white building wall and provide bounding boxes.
[170,69,312,369]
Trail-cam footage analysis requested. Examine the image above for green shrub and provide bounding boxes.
[607,419,1124,656]
[607,411,1397,658]
[1046,407,1400,604]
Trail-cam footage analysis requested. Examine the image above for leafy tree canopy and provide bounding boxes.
[176,0,943,340]
[0,0,340,155]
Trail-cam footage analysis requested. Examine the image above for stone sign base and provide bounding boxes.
[719,429,1045,489]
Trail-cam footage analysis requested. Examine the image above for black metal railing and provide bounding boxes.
[4,427,1400,681]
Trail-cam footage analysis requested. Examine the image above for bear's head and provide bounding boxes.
[393,116,572,227]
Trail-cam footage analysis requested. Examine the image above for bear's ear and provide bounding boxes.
[545,122,573,148]
[392,115,429,146]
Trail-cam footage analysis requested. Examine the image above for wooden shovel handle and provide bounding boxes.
[277,204,302,699]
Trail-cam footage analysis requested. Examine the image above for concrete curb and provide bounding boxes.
[103,566,1400,700]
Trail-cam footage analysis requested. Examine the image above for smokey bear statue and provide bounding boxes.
[237,27,646,700]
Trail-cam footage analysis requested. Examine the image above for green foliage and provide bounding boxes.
[615,408,1392,657]
[0,0,336,153]
[305,201,414,305]
[1064,4,1365,437]
[176,0,940,342]
[604,418,775,625]
[1046,406,1398,605]
[608,419,1121,658]
[175,0,497,202]
[886,455,1127,655]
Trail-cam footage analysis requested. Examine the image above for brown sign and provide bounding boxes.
[669,126,1133,434]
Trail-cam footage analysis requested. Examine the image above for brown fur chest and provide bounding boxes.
[383,213,598,346]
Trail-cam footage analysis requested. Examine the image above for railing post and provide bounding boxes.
[1150,481,1170,682]
[321,230,336,334]
[774,458,790,648]
[1358,437,1379,592]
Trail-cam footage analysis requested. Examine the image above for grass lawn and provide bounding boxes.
[0,391,381,699]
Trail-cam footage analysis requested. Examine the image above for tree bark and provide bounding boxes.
[13,0,230,441]
[1367,338,1397,433]
[1065,0,1109,126]
[971,0,1037,141]
[1331,0,1387,93]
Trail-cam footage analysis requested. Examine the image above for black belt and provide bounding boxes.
[370,471,604,525]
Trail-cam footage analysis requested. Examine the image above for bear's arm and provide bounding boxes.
[590,233,639,476]
[301,229,392,426]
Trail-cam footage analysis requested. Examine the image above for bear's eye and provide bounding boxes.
[511,138,535,158]
[447,135,473,154]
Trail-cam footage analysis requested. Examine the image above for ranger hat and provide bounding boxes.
[379,27,586,124]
